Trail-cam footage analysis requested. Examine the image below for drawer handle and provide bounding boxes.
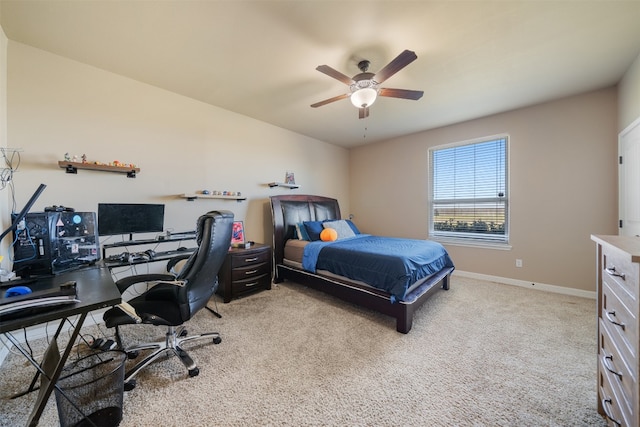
[245,281,259,287]
[601,398,622,427]
[605,310,626,330]
[244,269,258,275]
[244,257,259,262]
[603,353,623,379]
[605,266,626,280]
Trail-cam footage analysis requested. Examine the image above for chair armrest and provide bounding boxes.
[115,273,176,294]
[115,301,142,323]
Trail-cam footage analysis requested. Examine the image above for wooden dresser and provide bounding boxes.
[592,235,640,427]
[217,243,272,303]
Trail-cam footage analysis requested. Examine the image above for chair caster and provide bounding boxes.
[126,350,139,359]
[213,336,222,345]
[124,380,136,391]
[179,329,188,337]
[188,367,199,377]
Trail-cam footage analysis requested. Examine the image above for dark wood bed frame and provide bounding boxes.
[270,194,453,333]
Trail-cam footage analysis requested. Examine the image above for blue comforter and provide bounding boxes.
[302,235,454,301]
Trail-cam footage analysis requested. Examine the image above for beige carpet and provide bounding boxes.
[0,275,606,426]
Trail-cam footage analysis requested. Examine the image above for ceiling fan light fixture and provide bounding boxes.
[350,87,377,108]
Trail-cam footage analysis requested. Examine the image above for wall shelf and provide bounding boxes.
[58,161,140,178]
[268,182,300,189]
[181,193,246,202]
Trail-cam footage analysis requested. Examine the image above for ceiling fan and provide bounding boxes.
[311,49,424,119]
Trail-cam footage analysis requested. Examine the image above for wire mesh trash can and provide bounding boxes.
[55,350,126,427]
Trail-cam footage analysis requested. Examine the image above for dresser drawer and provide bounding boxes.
[602,244,639,300]
[600,319,635,415]
[231,249,270,268]
[602,280,638,364]
[231,262,270,282]
[600,356,633,427]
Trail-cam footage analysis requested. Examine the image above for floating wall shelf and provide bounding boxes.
[268,182,300,189]
[58,161,140,178]
[181,193,246,202]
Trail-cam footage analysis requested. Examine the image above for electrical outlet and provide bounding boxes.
[516,259,523,268]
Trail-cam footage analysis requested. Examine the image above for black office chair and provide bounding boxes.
[103,210,233,389]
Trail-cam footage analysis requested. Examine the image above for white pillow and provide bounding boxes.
[322,220,356,239]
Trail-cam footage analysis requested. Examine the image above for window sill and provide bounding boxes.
[430,236,512,250]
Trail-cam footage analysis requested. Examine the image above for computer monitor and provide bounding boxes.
[98,203,165,239]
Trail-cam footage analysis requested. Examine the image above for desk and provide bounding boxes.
[0,264,120,426]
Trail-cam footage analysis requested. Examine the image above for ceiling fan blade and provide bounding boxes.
[374,50,418,84]
[378,88,424,100]
[316,65,354,85]
[310,93,350,108]
[359,107,369,119]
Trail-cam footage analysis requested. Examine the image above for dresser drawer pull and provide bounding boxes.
[244,270,258,275]
[603,353,623,379]
[601,398,622,426]
[605,310,626,330]
[605,266,626,280]
[244,281,259,287]
[244,257,259,262]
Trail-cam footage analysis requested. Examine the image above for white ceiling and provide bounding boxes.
[1,1,640,148]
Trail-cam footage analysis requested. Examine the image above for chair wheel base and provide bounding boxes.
[127,350,139,359]
[188,367,199,377]
[124,380,136,391]
[213,336,222,345]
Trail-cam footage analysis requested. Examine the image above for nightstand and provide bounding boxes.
[217,243,272,302]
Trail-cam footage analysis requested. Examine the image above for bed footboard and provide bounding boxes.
[276,264,453,333]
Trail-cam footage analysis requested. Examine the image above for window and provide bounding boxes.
[429,135,508,245]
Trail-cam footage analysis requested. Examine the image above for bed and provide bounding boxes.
[270,194,454,333]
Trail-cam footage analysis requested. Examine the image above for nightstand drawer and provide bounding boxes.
[231,250,270,268]
[231,273,271,294]
[231,262,270,282]
[602,280,638,364]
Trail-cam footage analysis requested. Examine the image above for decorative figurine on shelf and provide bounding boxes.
[72,155,79,162]
[64,152,71,161]
[202,190,210,195]
[81,154,87,163]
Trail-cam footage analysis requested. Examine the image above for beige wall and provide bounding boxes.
[619,52,640,132]
[350,89,618,292]
[3,42,349,270]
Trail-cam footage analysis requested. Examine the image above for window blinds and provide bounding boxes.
[430,136,508,242]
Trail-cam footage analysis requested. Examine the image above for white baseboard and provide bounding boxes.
[452,270,597,300]
[0,309,107,365]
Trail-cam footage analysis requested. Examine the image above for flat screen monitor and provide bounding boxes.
[98,203,165,238]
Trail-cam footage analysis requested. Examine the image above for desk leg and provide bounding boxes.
[4,312,89,427]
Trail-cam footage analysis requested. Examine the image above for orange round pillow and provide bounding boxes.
[320,228,338,242]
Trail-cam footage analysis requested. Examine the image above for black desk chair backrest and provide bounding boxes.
[174,210,234,320]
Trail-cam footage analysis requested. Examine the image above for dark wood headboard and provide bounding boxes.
[270,195,341,268]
